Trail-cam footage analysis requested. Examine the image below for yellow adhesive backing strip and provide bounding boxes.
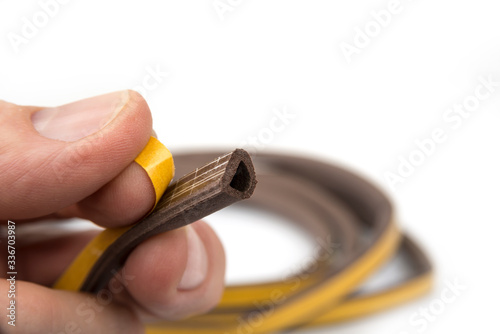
[306,273,434,326]
[53,226,131,291]
[134,136,175,208]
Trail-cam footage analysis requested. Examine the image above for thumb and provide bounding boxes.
[0,279,144,334]
[0,91,153,221]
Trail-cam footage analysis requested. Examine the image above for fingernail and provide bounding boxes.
[31,91,129,142]
[178,226,209,290]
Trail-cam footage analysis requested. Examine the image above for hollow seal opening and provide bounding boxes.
[230,161,251,192]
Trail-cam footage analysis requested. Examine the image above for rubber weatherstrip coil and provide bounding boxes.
[55,149,432,333]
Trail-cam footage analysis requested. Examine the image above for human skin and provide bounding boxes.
[0,91,225,333]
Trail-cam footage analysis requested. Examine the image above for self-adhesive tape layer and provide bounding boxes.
[55,149,432,333]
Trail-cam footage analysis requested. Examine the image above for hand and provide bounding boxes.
[0,91,226,333]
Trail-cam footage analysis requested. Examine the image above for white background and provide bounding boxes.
[1,0,499,333]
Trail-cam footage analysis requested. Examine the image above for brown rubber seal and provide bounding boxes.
[80,149,257,293]
[79,149,431,330]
